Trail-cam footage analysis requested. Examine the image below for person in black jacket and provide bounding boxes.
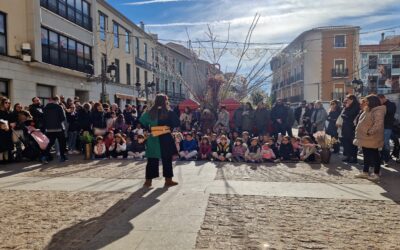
[91,102,107,136]
[378,94,397,164]
[42,96,67,163]
[66,104,80,154]
[340,95,360,163]
[29,97,45,130]
[78,103,92,133]
[271,99,288,137]
[326,100,342,153]
[294,100,307,125]
[279,136,294,161]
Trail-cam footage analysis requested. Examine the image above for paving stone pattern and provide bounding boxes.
[215,161,375,184]
[196,194,400,249]
[16,159,149,179]
[0,190,130,250]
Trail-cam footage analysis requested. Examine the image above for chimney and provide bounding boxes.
[381,32,385,43]
[140,21,145,30]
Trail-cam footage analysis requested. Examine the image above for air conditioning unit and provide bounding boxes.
[21,42,32,62]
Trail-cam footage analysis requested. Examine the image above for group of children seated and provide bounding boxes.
[92,124,318,163]
[175,130,318,163]
[93,124,147,160]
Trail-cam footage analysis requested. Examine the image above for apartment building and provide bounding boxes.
[0,0,95,105]
[94,0,140,105]
[152,42,190,105]
[270,26,360,103]
[165,42,210,100]
[359,34,400,95]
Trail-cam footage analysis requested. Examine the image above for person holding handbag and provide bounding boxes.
[139,94,180,188]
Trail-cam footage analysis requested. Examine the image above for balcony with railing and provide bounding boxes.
[40,0,92,31]
[331,68,349,78]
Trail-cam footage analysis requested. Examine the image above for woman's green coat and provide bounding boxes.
[139,110,180,159]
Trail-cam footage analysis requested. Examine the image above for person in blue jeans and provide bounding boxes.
[378,94,397,165]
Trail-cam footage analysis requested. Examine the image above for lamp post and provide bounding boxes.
[86,62,118,103]
[135,81,155,100]
[351,78,364,97]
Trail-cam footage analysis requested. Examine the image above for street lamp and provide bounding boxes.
[135,81,155,100]
[86,62,118,103]
[351,78,364,97]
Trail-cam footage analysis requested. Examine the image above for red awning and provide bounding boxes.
[220,98,240,111]
[178,99,200,112]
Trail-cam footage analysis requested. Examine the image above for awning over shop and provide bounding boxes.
[137,97,147,102]
[115,93,135,100]
[220,98,240,111]
[178,98,200,112]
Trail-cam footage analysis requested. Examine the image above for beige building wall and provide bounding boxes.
[0,0,94,104]
[95,1,135,87]
[303,31,322,102]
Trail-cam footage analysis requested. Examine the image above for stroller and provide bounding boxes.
[13,126,49,161]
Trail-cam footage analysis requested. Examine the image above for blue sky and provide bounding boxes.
[106,0,400,89]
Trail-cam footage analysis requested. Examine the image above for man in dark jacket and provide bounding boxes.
[42,96,67,163]
[29,97,44,130]
[294,100,307,125]
[378,94,397,164]
[254,103,270,136]
[233,104,244,133]
[271,99,288,137]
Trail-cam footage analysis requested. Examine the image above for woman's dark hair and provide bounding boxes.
[366,95,381,110]
[148,94,169,120]
[346,94,359,109]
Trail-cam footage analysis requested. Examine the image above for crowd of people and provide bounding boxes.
[0,93,399,181]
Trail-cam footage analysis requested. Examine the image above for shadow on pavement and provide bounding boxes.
[45,187,167,250]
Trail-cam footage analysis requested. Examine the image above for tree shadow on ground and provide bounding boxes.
[45,187,167,250]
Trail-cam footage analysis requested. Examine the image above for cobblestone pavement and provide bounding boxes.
[4,159,149,179]
[215,162,374,184]
[196,194,400,249]
[0,190,130,249]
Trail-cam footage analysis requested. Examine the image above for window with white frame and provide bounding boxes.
[0,12,6,55]
[99,12,107,41]
[125,29,130,53]
[113,22,119,48]
[334,35,345,48]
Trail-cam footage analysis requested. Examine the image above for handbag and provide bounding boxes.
[151,126,171,137]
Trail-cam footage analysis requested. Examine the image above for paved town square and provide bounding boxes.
[0,156,399,249]
[1,0,400,249]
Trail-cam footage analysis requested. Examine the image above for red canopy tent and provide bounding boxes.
[178,99,200,113]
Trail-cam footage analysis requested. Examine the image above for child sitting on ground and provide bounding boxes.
[241,131,250,146]
[232,137,247,162]
[279,136,295,161]
[179,133,198,160]
[104,131,114,157]
[291,137,301,159]
[267,137,279,159]
[198,136,212,161]
[245,137,262,163]
[128,134,146,160]
[300,136,317,162]
[133,123,144,136]
[210,133,218,152]
[109,133,127,159]
[212,135,232,162]
[173,132,183,153]
[94,136,107,159]
[261,142,276,162]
